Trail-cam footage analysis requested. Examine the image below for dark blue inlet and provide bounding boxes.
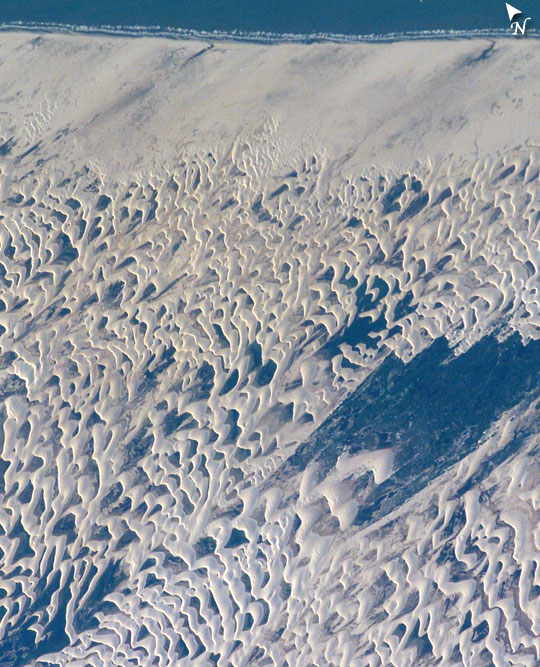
[280,332,540,526]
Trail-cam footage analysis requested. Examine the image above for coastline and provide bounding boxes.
[0,20,537,45]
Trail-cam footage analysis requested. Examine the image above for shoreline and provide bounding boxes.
[0,20,537,45]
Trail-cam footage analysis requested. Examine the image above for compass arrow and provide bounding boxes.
[506,2,523,21]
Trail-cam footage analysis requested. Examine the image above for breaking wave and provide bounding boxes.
[0,21,538,44]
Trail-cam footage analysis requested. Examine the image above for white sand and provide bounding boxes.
[0,30,540,667]
[0,33,538,176]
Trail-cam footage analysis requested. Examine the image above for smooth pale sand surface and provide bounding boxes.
[0,33,538,175]
[1,31,540,667]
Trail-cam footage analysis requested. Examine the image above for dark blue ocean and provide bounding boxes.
[0,0,538,40]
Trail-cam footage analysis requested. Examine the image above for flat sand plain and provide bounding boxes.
[0,33,538,175]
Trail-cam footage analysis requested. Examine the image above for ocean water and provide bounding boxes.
[0,0,538,39]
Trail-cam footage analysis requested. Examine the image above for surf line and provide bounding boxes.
[1,20,539,45]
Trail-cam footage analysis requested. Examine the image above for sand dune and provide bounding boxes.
[0,30,540,666]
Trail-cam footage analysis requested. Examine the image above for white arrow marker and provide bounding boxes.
[506,2,523,21]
